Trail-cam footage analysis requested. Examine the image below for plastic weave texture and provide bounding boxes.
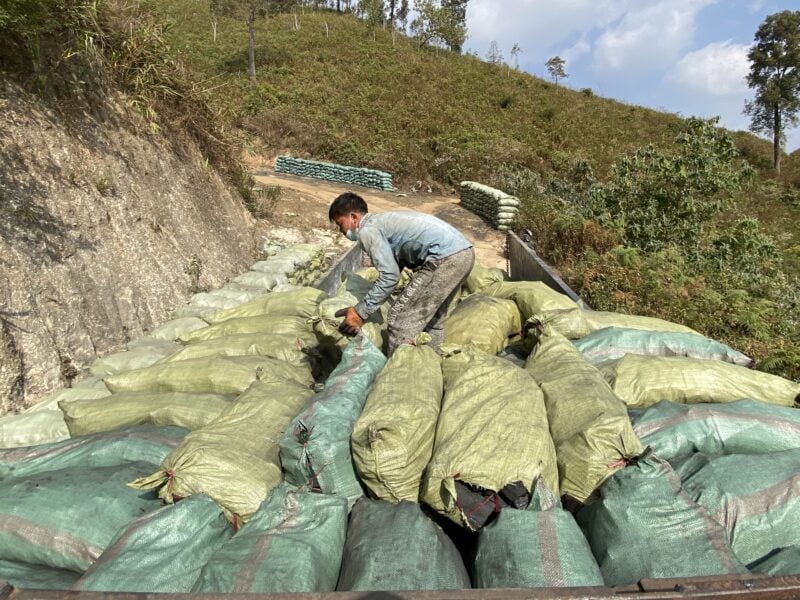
[336,498,471,591]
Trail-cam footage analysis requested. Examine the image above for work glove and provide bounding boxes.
[334,307,364,336]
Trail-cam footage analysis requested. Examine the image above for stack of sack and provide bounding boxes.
[1,255,799,594]
[459,181,520,231]
[170,243,326,321]
[275,156,394,192]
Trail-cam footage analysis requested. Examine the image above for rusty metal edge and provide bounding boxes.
[6,575,800,600]
[506,231,589,308]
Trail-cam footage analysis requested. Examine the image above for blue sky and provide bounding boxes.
[463,0,800,152]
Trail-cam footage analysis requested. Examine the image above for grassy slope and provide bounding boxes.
[161,3,798,242]
[159,4,689,182]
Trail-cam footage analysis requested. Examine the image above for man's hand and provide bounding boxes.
[334,307,364,336]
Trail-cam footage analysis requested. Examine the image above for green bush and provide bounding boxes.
[586,117,753,253]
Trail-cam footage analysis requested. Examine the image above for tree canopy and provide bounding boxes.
[744,10,800,174]
[410,0,466,52]
[545,56,567,86]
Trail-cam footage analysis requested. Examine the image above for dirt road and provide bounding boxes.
[251,170,508,269]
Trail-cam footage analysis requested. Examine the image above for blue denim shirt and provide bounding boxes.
[354,211,472,318]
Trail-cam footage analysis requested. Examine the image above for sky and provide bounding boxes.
[462,0,800,152]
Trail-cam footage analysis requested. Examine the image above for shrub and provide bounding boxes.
[586,117,753,253]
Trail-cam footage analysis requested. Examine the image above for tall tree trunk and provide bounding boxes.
[247,7,257,87]
[773,103,781,175]
[389,0,395,31]
[336,0,340,11]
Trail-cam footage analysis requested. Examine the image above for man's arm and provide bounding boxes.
[355,226,400,319]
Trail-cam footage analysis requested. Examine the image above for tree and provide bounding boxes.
[545,55,567,86]
[387,0,395,30]
[743,10,800,175]
[508,42,521,77]
[410,0,466,51]
[361,0,384,34]
[486,40,502,65]
[397,0,409,31]
[510,43,521,69]
[210,0,295,86]
[440,0,468,53]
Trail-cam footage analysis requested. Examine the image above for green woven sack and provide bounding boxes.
[280,336,387,506]
[104,355,312,395]
[149,317,208,342]
[631,399,800,460]
[473,499,604,589]
[194,486,348,593]
[60,392,233,436]
[205,288,327,325]
[0,410,70,449]
[600,355,800,408]
[574,327,753,366]
[445,295,522,355]
[576,455,746,586]
[463,261,507,294]
[314,271,392,354]
[0,425,187,481]
[172,305,220,320]
[352,340,442,503]
[422,346,559,529]
[232,270,288,291]
[178,315,313,345]
[336,498,471,591]
[0,463,162,572]
[74,494,231,592]
[0,560,80,590]
[90,340,180,377]
[159,333,314,367]
[483,281,578,321]
[311,296,388,354]
[27,377,111,412]
[674,450,800,566]
[536,308,697,339]
[749,546,800,576]
[525,326,644,505]
[131,378,315,523]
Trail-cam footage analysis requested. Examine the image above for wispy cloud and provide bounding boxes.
[466,0,634,59]
[592,0,718,75]
[668,41,750,96]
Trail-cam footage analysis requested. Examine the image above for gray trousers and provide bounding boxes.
[387,247,475,356]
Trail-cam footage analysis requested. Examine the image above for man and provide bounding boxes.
[329,192,475,356]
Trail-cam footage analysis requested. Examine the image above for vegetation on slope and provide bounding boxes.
[0,0,253,199]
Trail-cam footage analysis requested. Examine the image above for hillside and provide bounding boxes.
[153,3,798,377]
[156,3,692,183]
[0,2,262,410]
[156,3,799,244]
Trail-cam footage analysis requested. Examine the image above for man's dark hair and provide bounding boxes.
[329,192,368,221]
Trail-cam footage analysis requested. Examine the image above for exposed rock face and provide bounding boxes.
[0,81,256,412]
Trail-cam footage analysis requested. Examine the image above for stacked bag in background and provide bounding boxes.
[0,246,329,451]
[275,155,394,192]
[459,181,520,231]
[173,243,328,320]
